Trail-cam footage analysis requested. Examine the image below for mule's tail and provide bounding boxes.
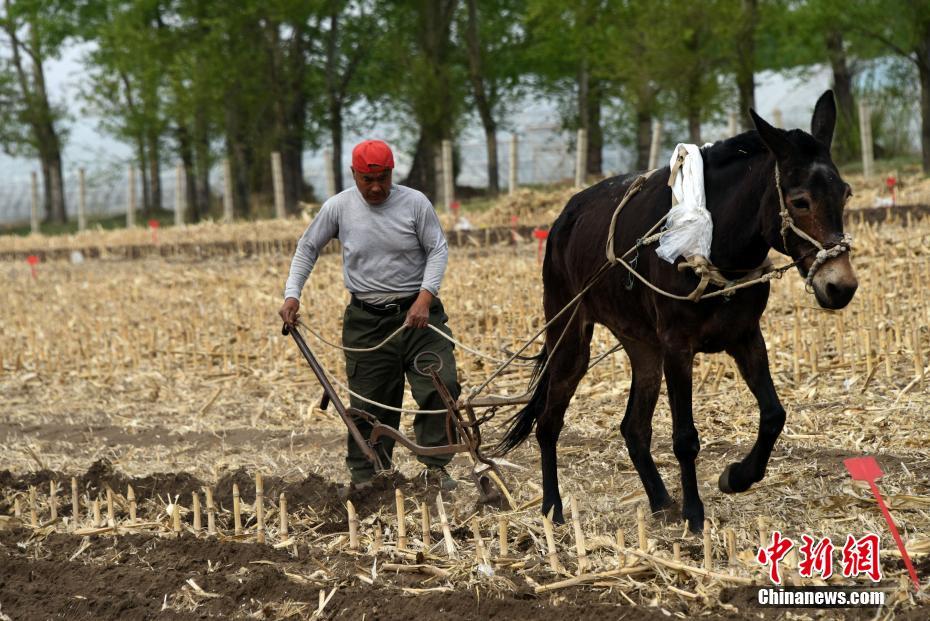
[493,350,549,455]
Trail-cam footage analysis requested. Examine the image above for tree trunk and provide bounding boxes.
[736,0,757,131]
[177,122,199,223]
[326,5,345,194]
[39,158,51,221]
[484,126,499,194]
[48,157,64,224]
[825,30,858,162]
[2,4,66,222]
[920,59,930,175]
[635,109,652,171]
[266,18,307,214]
[586,79,603,176]
[286,36,308,213]
[688,107,702,144]
[29,24,66,223]
[400,1,457,200]
[918,25,930,175]
[282,146,303,214]
[137,138,151,214]
[403,133,440,199]
[148,131,162,212]
[35,148,66,224]
[193,105,211,218]
[577,57,589,137]
[464,0,499,194]
[330,100,344,192]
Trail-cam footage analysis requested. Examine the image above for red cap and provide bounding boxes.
[352,140,394,172]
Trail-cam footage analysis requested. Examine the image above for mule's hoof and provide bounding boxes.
[719,463,754,494]
[718,464,737,494]
[650,496,675,513]
[651,500,681,524]
[682,504,705,534]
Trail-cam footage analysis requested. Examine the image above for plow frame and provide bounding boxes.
[283,324,521,508]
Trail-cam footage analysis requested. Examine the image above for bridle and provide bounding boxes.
[773,163,853,292]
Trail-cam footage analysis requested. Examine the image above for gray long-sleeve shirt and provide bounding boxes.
[284,184,448,304]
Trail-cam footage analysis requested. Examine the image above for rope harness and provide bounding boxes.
[603,159,853,301]
[773,163,853,292]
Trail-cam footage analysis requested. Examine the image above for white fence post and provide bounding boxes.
[77,168,87,232]
[648,120,663,170]
[575,128,588,187]
[859,99,874,181]
[508,133,518,194]
[272,151,286,219]
[323,149,336,199]
[772,107,783,129]
[223,158,234,223]
[175,163,185,227]
[30,171,39,234]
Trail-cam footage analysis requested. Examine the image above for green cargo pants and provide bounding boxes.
[342,297,461,483]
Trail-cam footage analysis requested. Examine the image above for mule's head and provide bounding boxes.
[751,90,858,310]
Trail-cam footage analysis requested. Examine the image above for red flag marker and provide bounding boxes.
[844,456,921,591]
[885,176,896,207]
[533,228,549,263]
[26,254,38,279]
[148,219,160,244]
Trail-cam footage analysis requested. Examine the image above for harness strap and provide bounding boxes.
[678,255,775,301]
[606,169,658,263]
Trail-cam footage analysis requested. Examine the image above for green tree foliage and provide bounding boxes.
[6,0,928,228]
[309,0,382,195]
[376,0,465,199]
[844,0,930,174]
[79,0,171,214]
[459,0,527,194]
[78,0,323,221]
[657,0,741,144]
[524,0,621,176]
[0,0,76,223]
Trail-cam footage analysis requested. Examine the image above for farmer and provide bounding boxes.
[279,139,459,491]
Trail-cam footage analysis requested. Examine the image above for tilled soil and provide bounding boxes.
[0,529,663,621]
[2,462,927,620]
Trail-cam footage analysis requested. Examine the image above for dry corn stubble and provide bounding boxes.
[1,196,929,617]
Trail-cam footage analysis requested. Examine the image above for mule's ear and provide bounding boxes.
[811,90,836,149]
[750,108,792,161]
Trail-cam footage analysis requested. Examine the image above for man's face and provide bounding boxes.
[352,167,392,205]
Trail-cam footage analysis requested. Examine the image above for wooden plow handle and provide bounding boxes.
[282,323,384,471]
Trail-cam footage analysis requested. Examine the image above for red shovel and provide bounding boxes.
[844,456,921,591]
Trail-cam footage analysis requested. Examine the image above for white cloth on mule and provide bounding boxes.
[656,143,714,264]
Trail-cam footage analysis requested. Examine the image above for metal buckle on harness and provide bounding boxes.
[625,253,638,290]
